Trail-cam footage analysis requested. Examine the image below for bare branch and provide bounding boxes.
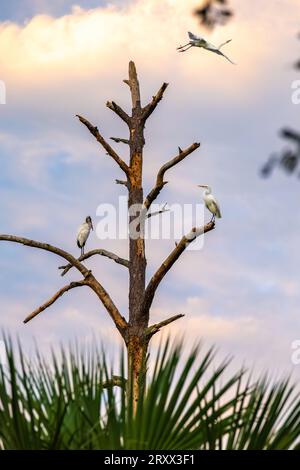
[0,235,128,335]
[23,281,88,324]
[110,137,130,145]
[0,235,90,278]
[59,249,129,276]
[144,143,201,211]
[146,203,169,219]
[142,82,169,121]
[102,375,127,390]
[145,314,185,338]
[76,115,129,175]
[143,221,215,313]
[124,61,141,109]
[144,182,168,211]
[115,179,129,188]
[106,101,130,126]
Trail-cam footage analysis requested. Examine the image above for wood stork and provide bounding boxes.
[177,32,235,64]
[77,216,93,256]
[198,185,222,221]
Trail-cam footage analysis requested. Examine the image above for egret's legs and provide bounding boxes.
[176,42,190,50]
[178,45,193,53]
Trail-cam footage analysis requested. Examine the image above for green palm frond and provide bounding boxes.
[0,336,299,450]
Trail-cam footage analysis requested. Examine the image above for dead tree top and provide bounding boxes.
[0,61,215,343]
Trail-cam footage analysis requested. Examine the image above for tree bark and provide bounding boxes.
[126,62,148,407]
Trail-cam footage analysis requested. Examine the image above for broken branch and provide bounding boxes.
[110,137,130,145]
[115,179,129,188]
[146,203,169,219]
[145,314,185,338]
[124,61,141,110]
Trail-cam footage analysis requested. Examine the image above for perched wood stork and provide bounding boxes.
[177,32,235,64]
[77,216,93,256]
[198,185,222,221]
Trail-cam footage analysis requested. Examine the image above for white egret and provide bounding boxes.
[77,216,93,256]
[177,32,235,64]
[198,185,222,222]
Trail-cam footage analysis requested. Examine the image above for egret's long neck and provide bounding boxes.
[204,187,211,196]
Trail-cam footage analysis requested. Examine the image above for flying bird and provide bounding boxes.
[177,32,235,64]
[198,185,222,222]
[77,216,93,256]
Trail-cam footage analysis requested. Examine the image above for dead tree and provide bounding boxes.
[0,62,215,407]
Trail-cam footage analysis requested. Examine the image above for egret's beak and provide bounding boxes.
[197,185,206,188]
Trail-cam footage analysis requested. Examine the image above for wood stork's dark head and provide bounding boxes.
[86,216,94,230]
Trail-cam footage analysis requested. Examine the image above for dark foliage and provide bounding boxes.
[261,129,300,179]
[194,0,233,29]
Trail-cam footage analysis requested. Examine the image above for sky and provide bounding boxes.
[0,0,300,380]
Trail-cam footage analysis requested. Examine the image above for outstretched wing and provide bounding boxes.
[218,39,232,49]
[205,46,235,64]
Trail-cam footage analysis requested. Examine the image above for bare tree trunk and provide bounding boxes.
[126,62,148,406]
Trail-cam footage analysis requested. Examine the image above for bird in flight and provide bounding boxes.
[177,32,235,64]
[77,216,93,256]
[198,185,222,222]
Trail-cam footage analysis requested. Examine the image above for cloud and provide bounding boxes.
[150,297,300,380]
[0,0,297,91]
[0,1,113,23]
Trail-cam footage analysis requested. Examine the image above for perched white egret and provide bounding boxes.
[198,185,222,221]
[177,32,235,64]
[77,216,93,256]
